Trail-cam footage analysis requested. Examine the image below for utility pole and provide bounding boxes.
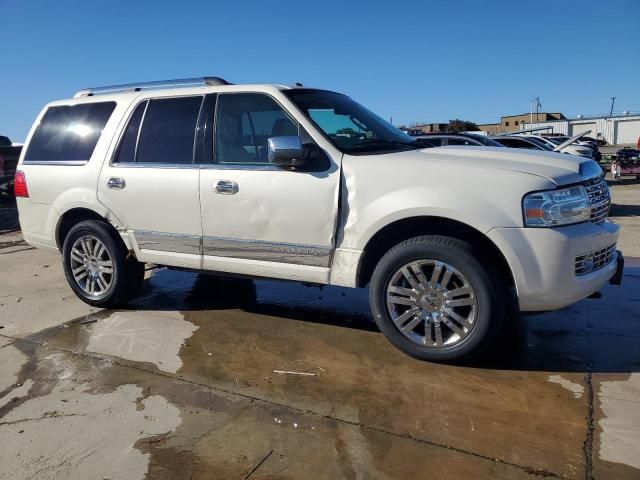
[609,97,616,118]
[530,100,533,125]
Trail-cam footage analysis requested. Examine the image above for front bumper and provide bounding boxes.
[488,220,620,311]
[609,251,624,285]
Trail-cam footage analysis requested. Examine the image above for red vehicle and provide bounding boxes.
[616,148,640,179]
[0,136,23,196]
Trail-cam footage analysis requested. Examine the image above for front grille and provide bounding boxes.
[575,243,617,276]
[583,178,610,224]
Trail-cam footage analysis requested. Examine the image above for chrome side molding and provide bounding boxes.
[134,231,201,256]
[132,231,332,267]
[203,236,331,267]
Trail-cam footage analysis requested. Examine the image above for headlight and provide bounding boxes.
[523,186,590,227]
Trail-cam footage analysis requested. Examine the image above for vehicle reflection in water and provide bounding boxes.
[133,268,376,332]
[128,266,640,375]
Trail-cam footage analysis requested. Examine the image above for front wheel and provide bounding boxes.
[62,220,145,308]
[369,235,505,362]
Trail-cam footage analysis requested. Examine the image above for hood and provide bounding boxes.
[562,146,594,158]
[553,131,591,152]
[402,146,601,185]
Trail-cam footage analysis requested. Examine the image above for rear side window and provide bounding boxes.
[135,97,202,164]
[24,102,116,162]
[447,137,476,146]
[499,138,539,150]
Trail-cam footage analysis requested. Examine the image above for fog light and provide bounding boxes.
[582,254,595,272]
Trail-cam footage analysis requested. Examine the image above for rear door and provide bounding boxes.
[97,95,204,268]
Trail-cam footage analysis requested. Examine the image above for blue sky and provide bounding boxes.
[1,0,639,142]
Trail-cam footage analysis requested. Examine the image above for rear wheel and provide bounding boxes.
[62,220,144,308]
[369,235,505,362]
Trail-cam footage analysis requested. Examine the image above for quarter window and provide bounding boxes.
[24,102,116,162]
[215,93,298,164]
[114,101,147,164]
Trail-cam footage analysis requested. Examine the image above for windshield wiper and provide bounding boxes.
[349,139,425,151]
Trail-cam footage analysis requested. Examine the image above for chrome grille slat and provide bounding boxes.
[575,243,617,275]
[583,178,610,224]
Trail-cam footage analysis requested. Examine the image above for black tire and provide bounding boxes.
[369,235,505,362]
[62,220,145,308]
[125,260,146,297]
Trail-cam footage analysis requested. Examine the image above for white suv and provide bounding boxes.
[15,77,623,362]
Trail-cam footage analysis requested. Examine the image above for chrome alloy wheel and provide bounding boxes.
[385,260,478,348]
[69,235,114,297]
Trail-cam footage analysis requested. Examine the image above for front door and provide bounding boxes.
[199,92,340,283]
[98,95,204,268]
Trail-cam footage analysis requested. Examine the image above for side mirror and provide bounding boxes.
[268,136,307,167]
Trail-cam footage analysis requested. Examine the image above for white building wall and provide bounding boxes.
[616,119,640,144]
[522,115,640,145]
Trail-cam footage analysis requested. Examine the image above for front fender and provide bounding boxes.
[352,187,510,251]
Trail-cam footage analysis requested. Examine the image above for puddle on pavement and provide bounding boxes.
[0,335,536,480]
[3,266,639,479]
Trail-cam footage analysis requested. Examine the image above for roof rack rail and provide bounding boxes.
[73,76,232,98]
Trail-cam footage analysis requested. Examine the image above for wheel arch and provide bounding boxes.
[55,207,119,251]
[356,216,516,292]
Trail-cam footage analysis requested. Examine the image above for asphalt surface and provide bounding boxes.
[0,183,639,480]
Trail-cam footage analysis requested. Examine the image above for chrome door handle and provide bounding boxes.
[107,177,126,189]
[214,180,238,195]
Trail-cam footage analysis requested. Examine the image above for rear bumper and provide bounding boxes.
[488,220,620,311]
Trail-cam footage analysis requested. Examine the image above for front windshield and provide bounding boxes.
[284,89,423,154]
[522,136,554,150]
[546,137,568,145]
[466,134,504,147]
[530,136,556,148]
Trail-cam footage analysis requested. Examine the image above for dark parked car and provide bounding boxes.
[0,136,22,196]
[582,136,607,147]
[490,136,553,151]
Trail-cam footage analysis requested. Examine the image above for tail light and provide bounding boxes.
[14,170,29,198]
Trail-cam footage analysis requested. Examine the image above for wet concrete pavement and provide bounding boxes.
[1,187,640,479]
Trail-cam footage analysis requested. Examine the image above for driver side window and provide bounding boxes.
[215,93,298,165]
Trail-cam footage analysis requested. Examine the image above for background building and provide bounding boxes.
[400,123,448,135]
[522,114,640,145]
[478,113,566,135]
